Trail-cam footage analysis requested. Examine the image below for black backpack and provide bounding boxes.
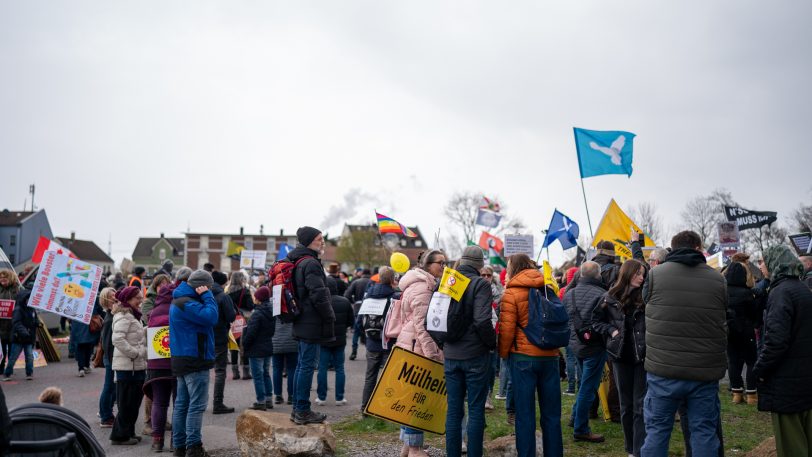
[360,298,392,341]
[426,277,482,347]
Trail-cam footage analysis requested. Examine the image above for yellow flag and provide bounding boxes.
[438,267,471,302]
[228,331,239,351]
[542,260,560,296]
[226,241,244,257]
[592,199,655,259]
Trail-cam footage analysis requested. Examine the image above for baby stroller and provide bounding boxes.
[6,403,105,457]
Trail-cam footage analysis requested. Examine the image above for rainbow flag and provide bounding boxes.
[375,212,417,238]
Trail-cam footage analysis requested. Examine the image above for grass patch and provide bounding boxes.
[333,382,773,456]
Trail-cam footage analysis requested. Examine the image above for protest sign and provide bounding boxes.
[706,252,725,270]
[438,267,470,302]
[0,299,14,319]
[231,315,246,338]
[364,346,448,434]
[504,234,534,257]
[239,250,267,270]
[426,293,451,333]
[15,349,48,369]
[358,297,389,316]
[718,222,740,248]
[789,233,812,256]
[27,251,102,325]
[147,326,170,359]
[271,285,282,316]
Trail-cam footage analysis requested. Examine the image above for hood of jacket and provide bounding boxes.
[287,245,320,263]
[764,244,804,281]
[665,248,706,267]
[211,283,225,296]
[399,268,436,295]
[149,284,174,326]
[173,281,200,300]
[366,282,396,299]
[506,268,546,289]
[456,264,481,279]
[593,253,615,266]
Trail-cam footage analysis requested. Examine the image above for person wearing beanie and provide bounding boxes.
[443,245,496,457]
[130,266,146,291]
[241,286,276,411]
[169,269,218,456]
[210,271,237,415]
[288,226,335,425]
[174,267,193,286]
[158,260,174,279]
[344,268,373,360]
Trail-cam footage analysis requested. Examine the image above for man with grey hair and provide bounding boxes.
[564,260,608,443]
[648,248,669,269]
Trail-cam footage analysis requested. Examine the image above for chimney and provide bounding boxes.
[260,224,264,235]
[160,232,164,238]
[279,229,283,236]
[70,231,75,242]
[240,227,244,235]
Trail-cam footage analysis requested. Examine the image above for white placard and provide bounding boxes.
[27,251,102,325]
[272,284,283,316]
[426,292,451,332]
[504,234,535,257]
[240,250,268,270]
[357,297,388,316]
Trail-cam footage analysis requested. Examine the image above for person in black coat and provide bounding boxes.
[227,270,254,380]
[316,277,355,406]
[753,245,812,457]
[211,271,237,414]
[344,269,372,360]
[2,289,37,381]
[724,262,760,404]
[241,286,276,411]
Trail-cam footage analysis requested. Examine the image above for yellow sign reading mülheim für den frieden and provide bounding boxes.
[364,346,448,435]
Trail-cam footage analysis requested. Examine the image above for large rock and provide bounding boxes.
[485,432,543,456]
[746,437,776,457]
[236,410,337,457]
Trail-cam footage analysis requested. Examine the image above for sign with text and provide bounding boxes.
[239,250,267,270]
[426,293,451,333]
[14,349,48,369]
[504,234,534,257]
[358,297,389,316]
[364,346,448,435]
[437,267,470,302]
[147,326,170,359]
[0,299,14,319]
[724,206,777,231]
[27,251,102,325]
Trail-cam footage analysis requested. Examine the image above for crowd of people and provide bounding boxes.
[0,224,811,457]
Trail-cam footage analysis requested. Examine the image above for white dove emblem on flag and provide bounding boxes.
[589,135,626,165]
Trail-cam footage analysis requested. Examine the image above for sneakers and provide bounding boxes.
[84,366,92,374]
[286,397,293,405]
[336,399,347,406]
[574,432,605,443]
[212,404,235,414]
[563,389,576,396]
[251,402,267,411]
[265,399,274,410]
[1,376,10,382]
[173,446,186,457]
[78,370,85,377]
[484,398,494,410]
[111,438,139,445]
[292,410,327,425]
[151,438,164,452]
[186,444,209,457]
[25,375,32,381]
[100,418,115,428]
[143,424,153,436]
[494,394,507,400]
[349,350,357,360]
[274,395,283,405]
[315,398,327,406]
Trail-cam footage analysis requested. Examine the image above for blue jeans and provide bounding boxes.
[572,351,607,436]
[498,357,511,397]
[565,345,581,392]
[641,374,720,457]
[172,370,210,449]
[273,352,298,399]
[317,345,346,401]
[352,322,362,352]
[511,356,563,457]
[249,357,272,403]
[99,358,116,422]
[293,341,320,412]
[3,343,33,377]
[444,353,490,457]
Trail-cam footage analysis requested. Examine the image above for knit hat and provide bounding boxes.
[175,267,193,282]
[115,286,140,304]
[459,245,485,270]
[254,285,271,303]
[296,226,322,247]
[187,270,213,289]
[162,260,174,271]
[211,271,228,286]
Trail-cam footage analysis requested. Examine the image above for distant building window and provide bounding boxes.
[9,254,14,264]
[415,240,423,247]
[400,239,407,247]
[159,248,166,260]
[9,235,15,246]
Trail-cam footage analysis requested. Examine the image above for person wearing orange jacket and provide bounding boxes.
[498,253,563,457]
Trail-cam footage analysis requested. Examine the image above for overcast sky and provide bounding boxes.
[2,1,809,266]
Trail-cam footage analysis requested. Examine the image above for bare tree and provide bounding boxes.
[336,228,387,270]
[443,192,481,243]
[494,215,527,237]
[680,196,723,247]
[791,191,812,233]
[627,201,663,245]
[741,223,788,254]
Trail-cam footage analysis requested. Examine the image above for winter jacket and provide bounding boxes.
[289,246,335,344]
[594,241,643,288]
[211,283,236,350]
[100,310,115,364]
[498,268,561,359]
[69,301,103,345]
[563,276,606,359]
[242,301,276,358]
[804,268,812,290]
[753,276,812,413]
[644,248,728,382]
[724,263,758,357]
[344,276,372,305]
[140,284,159,324]
[0,272,19,341]
[146,285,173,371]
[170,282,218,376]
[443,264,496,360]
[272,320,297,354]
[324,278,354,348]
[395,269,442,361]
[593,293,645,364]
[329,274,348,297]
[360,283,399,353]
[10,290,37,345]
[111,303,147,372]
[228,286,254,315]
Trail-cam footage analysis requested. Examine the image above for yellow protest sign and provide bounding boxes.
[437,267,471,302]
[364,346,448,435]
[592,199,655,259]
[147,326,170,359]
[542,260,560,296]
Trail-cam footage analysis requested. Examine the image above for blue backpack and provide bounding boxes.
[519,287,570,349]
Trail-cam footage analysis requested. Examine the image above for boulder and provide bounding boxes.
[485,432,543,456]
[236,410,337,457]
[745,437,777,457]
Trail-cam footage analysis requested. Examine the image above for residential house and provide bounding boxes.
[0,209,54,272]
[184,229,298,272]
[56,233,115,274]
[131,234,185,275]
[332,223,428,272]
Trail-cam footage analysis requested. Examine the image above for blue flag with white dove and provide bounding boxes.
[573,127,636,178]
[276,243,292,261]
[542,209,580,250]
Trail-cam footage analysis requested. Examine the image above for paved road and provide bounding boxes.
[2,338,371,456]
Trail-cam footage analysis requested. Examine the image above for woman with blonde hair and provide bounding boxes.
[394,249,446,457]
[227,270,254,380]
[98,287,118,427]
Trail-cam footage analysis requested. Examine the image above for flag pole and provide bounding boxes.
[580,178,594,238]
[573,128,595,239]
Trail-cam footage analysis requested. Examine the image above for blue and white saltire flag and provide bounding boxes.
[276,243,292,261]
[573,127,636,178]
[542,209,580,250]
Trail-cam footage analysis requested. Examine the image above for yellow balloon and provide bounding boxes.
[390,252,410,274]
